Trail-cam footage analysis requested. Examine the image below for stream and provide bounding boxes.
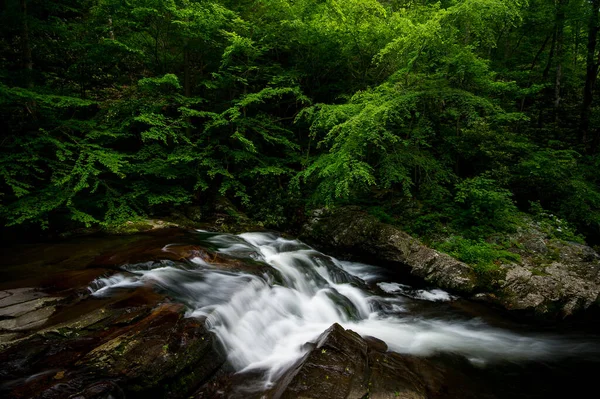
[85,230,600,396]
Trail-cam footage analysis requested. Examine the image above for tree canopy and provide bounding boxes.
[2,0,600,250]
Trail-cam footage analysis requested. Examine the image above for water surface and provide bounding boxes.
[85,230,600,396]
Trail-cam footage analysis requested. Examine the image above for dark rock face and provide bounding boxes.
[301,207,600,319]
[301,207,477,294]
[192,323,489,399]
[0,271,224,399]
[78,303,223,398]
[274,324,488,399]
[278,324,372,399]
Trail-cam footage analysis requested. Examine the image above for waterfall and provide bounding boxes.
[89,231,598,388]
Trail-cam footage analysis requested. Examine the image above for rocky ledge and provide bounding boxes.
[300,207,600,320]
[0,274,225,399]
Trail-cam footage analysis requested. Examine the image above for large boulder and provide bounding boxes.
[274,323,486,399]
[300,207,477,294]
[193,323,488,399]
[301,207,600,319]
[480,223,600,318]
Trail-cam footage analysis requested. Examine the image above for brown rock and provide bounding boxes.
[273,324,488,399]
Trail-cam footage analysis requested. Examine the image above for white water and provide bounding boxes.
[89,231,598,387]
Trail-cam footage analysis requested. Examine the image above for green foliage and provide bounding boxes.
[435,236,520,276]
[454,176,519,235]
[367,206,394,224]
[1,0,600,249]
[529,201,585,244]
[513,149,600,236]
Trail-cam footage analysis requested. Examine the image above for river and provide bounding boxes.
[77,229,600,397]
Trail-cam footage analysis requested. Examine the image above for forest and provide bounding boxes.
[2,0,600,266]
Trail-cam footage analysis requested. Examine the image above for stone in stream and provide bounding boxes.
[0,233,286,399]
[300,207,477,295]
[194,323,489,399]
[272,323,486,399]
[77,302,225,398]
[275,323,373,399]
[0,288,61,333]
[0,288,48,308]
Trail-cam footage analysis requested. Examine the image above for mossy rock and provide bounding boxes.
[103,219,179,235]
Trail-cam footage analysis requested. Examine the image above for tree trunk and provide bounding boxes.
[184,40,192,137]
[20,0,33,88]
[543,31,556,80]
[581,0,600,150]
[553,0,566,119]
[521,34,551,112]
[184,45,191,97]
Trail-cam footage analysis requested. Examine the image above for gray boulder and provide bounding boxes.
[301,207,600,319]
[301,207,477,294]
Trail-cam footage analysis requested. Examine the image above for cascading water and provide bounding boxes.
[89,231,600,389]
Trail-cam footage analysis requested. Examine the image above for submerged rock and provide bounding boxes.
[301,207,600,319]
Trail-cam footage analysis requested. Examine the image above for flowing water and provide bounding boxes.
[88,230,600,394]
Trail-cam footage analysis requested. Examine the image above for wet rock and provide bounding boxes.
[0,297,60,318]
[366,351,429,399]
[485,222,600,318]
[0,333,20,343]
[301,207,477,294]
[278,324,370,399]
[79,303,225,397]
[492,260,600,317]
[38,269,118,295]
[274,324,487,399]
[1,300,224,399]
[0,288,48,308]
[0,303,56,332]
[0,265,225,399]
[0,288,60,334]
[0,270,117,351]
[70,381,125,399]
[363,335,388,353]
[92,239,279,280]
[301,207,600,319]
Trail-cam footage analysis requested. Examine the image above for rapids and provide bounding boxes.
[88,231,600,389]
